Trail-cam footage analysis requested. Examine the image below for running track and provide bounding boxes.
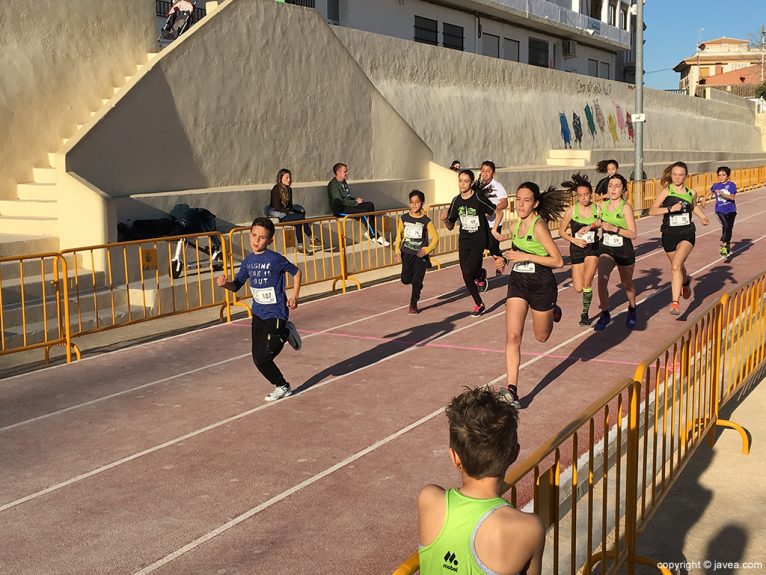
[1,190,765,574]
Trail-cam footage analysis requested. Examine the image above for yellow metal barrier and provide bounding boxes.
[0,253,77,363]
[58,232,228,339]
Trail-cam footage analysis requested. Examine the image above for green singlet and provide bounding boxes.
[419,488,511,575]
[668,184,694,204]
[600,199,628,230]
[572,202,600,225]
[512,215,548,257]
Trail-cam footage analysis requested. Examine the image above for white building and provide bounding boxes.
[283,0,635,81]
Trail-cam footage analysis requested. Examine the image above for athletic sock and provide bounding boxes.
[582,288,593,314]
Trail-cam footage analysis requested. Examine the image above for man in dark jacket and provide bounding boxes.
[327,163,389,246]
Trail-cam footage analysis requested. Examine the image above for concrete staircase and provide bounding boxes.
[0,52,159,253]
[546,149,592,167]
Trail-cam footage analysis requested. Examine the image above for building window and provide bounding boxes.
[327,0,339,24]
[607,2,616,26]
[619,6,628,30]
[483,33,500,58]
[588,59,599,77]
[529,37,549,68]
[599,61,611,79]
[414,15,438,46]
[442,22,464,51]
[504,38,520,61]
[590,0,603,19]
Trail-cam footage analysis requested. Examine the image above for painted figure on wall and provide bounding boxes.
[584,104,597,138]
[626,112,635,141]
[559,112,572,149]
[594,100,606,132]
[572,112,583,148]
[615,103,626,133]
[607,114,619,144]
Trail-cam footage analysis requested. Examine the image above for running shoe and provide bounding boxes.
[553,304,562,323]
[286,321,302,350]
[720,245,728,257]
[408,304,419,315]
[310,236,323,250]
[498,386,521,408]
[681,276,692,300]
[472,303,486,317]
[376,235,391,247]
[594,311,611,331]
[264,384,292,402]
[669,302,680,316]
[579,312,591,326]
[626,307,637,330]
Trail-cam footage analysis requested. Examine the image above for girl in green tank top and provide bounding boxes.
[559,173,600,326]
[498,182,568,408]
[593,174,639,332]
[649,161,710,315]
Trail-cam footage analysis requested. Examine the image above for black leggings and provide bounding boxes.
[400,252,428,305]
[459,241,485,305]
[717,212,736,245]
[251,316,287,387]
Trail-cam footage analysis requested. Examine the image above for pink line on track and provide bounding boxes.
[297,329,638,367]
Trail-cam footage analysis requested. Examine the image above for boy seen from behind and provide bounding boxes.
[217,217,302,402]
[418,387,545,575]
[394,190,439,315]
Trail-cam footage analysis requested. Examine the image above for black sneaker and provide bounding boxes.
[579,312,591,326]
[498,386,521,408]
[471,303,486,317]
[594,311,611,331]
[626,307,637,330]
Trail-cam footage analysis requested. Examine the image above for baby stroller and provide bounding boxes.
[169,204,224,279]
[158,0,196,47]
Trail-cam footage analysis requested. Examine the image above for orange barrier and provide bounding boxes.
[0,253,77,363]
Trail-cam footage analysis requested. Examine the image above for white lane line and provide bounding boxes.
[0,300,507,512]
[130,225,766,573]
[131,408,445,575]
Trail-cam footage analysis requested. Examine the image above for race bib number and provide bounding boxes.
[580,231,596,244]
[459,214,480,232]
[669,213,690,227]
[512,261,536,274]
[250,285,277,305]
[403,222,423,240]
[603,233,623,247]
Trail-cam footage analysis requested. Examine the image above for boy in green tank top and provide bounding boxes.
[417,387,545,575]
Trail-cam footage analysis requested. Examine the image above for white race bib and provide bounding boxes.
[669,213,690,227]
[580,231,596,244]
[250,285,277,305]
[403,222,424,240]
[603,233,624,247]
[512,261,536,273]
[459,214,480,232]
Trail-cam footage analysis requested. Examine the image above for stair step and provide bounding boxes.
[17,183,56,201]
[548,149,593,160]
[146,52,159,61]
[113,86,121,95]
[0,234,59,259]
[32,167,56,184]
[101,98,110,105]
[0,215,58,235]
[0,199,58,218]
[545,158,588,167]
[47,152,57,168]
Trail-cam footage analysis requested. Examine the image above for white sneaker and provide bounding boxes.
[363,231,371,241]
[286,321,302,350]
[376,236,390,247]
[264,384,292,402]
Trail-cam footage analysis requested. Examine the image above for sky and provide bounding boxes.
[643,0,765,89]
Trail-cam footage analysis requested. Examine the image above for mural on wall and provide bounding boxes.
[559,112,572,149]
[572,112,583,148]
[556,100,635,148]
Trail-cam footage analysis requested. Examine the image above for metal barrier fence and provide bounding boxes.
[393,271,765,575]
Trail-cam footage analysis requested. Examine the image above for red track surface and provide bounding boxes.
[1,190,765,574]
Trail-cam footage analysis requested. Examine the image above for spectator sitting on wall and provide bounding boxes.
[327,162,390,246]
[267,168,322,253]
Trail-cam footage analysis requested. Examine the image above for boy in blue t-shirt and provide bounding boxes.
[217,217,302,401]
[710,166,737,256]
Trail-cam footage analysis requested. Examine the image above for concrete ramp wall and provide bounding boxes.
[66,0,433,199]
[334,27,763,168]
[0,0,156,200]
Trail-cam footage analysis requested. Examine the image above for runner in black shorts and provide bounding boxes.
[559,173,600,326]
[594,174,638,331]
[495,182,568,408]
[649,161,709,315]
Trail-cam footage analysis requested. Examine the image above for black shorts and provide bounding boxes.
[570,241,600,265]
[507,265,558,311]
[599,237,635,267]
[661,227,696,253]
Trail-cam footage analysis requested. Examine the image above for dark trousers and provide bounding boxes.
[716,212,736,245]
[400,252,428,305]
[251,316,287,387]
[487,223,503,258]
[459,241,485,305]
[338,202,377,236]
[280,212,312,244]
